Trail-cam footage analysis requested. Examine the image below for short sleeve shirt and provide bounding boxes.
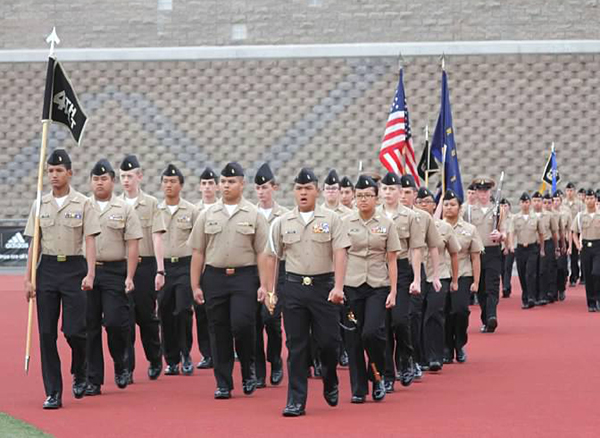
[119,190,166,257]
[450,219,483,278]
[509,213,542,246]
[93,196,143,262]
[158,198,199,258]
[572,211,600,240]
[378,204,425,259]
[425,219,461,280]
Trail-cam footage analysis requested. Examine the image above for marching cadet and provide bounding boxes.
[342,175,400,403]
[379,172,424,392]
[322,169,353,218]
[464,182,479,306]
[158,164,199,376]
[538,194,560,304]
[571,189,600,312]
[416,188,460,371]
[253,163,287,388]
[189,162,269,399]
[577,188,588,284]
[265,168,351,417]
[464,178,505,333]
[119,155,166,382]
[553,190,571,301]
[85,159,143,395]
[24,149,100,409]
[340,176,355,209]
[194,166,219,370]
[500,199,515,298]
[442,190,481,363]
[564,182,583,286]
[399,175,442,378]
[508,193,544,309]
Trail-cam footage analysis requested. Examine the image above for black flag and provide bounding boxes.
[541,150,560,187]
[42,57,88,145]
[417,139,439,181]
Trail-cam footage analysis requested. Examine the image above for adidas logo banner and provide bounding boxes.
[0,227,29,267]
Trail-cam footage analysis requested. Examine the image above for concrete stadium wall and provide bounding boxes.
[0,52,598,220]
[1,0,599,49]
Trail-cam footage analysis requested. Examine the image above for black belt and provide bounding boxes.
[204,265,257,276]
[286,272,333,286]
[582,239,600,249]
[138,256,156,265]
[95,260,126,267]
[41,255,83,263]
[517,243,539,249]
[164,256,192,265]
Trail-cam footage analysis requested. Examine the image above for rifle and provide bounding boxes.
[493,171,505,231]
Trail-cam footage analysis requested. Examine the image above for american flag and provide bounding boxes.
[379,69,420,185]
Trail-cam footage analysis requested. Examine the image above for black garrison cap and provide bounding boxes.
[417,187,434,199]
[340,176,354,189]
[566,182,576,189]
[294,168,317,184]
[532,191,543,199]
[443,189,461,203]
[520,192,531,202]
[254,163,274,185]
[324,169,340,186]
[163,164,184,183]
[120,154,140,171]
[355,175,376,190]
[399,174,416,188]
[91,159,114,177]
[47,149,71,166]
[200,166,217,181]
[221,162,244,177]
[381,172,401,186]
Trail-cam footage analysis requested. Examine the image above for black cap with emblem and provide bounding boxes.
[399,174,416,189]
[221,162,244,178]
[473,177,495,191]
[294,168,317,185]
[381,172,400,186]
[520,192,531,202]
[542,193,552,201]
[417,187,434,199]
[200,166,218,182]
[443,189,462,204]
[585,188,595,197]
[324,169,340,186]
[532,191,542,199]
[553,190,564,198]
[91,158,115,178]
[120,154,140,171]
[578,188,586,195]
[47,149,72,169]
[467,182,476,191]
[355,174,377,190]
[566,182,576,189]
[254,163,274,186]
[500,197,510,206]
[340,176,354,189]
[162,164,184,184]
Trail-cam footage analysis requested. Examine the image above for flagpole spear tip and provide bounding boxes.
[425,124,429,140]
[45,27,60,57]
[440,53,446,71]
[397,52,405,72]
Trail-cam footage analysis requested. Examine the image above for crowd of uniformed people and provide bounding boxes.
[23,149,600,415]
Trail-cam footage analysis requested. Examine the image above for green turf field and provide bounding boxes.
[0,413,53,438]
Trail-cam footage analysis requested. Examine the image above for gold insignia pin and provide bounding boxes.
[58,156,62,162]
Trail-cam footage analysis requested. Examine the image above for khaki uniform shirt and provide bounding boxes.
[413,208,443,248]
[196,200,218,212]
[558,206,572,236]
[188,198,268,268]
[93,196,143,262]
[258,202,289,225]
[450,219,483,278]
[537,210,559,241]
[267,206,351,276]
[378,204,425,259]
[25,188,101,256]
[565,199,584,220]
[321,201,353,218]
[119,190,166,257]
[463,204,505,247]
[158,198,199,259]
[343,211,401,288]
[509,213,542,247]
[572,211,600,241]
[425,219,461,280]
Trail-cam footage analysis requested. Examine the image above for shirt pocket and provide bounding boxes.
[395,217,410,239]
[176,220,193,231]
[40,217,55,229]
[204,222,223,235]
[236,222,256,235]
[282,232,301,245]
[311,232,332,243]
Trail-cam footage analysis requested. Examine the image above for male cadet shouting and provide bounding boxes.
[253,163,288,388]
[119,155,166,381]
[85,159,143,396]
[189,162,269,399]
[24,149,100,409]
[265,168,351,417]
[158,164,199,376]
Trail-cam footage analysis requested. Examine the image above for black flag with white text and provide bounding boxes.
[42,57,88,145]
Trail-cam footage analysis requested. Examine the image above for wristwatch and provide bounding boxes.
[156,270,165,276]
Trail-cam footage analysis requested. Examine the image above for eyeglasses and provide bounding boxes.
[355,194,377,200]
[324,187,340,192]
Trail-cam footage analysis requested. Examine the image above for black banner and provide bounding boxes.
[0,227,29,266]
[42,56,88,145]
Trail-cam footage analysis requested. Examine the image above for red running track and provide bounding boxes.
[1,274,600,438]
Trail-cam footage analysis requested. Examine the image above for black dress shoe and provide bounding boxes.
[214,388,231,399]
[420,363,430,371]
[323,385,339,407]
[384,379,394,393]
[148,362,162,380]
[456,348,467,363]
[351,395,366,404]
[521,303,529,309]
[559,291,566,301]
[72,379,86,399]
[413,363,423,380]
[282,403,306,417]
[85,383,101,396]
[429,361,442,372]
[480,325,488,333]
[569,280,576,287]
[243,378,257,395]
[400,362,414,387]
[443,357,453,364]
[181,355,194,375]
[312,361,323,378]
[164,364,180,376]
[256,377,267,389]
[588,306,597,313]
[196,357,213,369]
[339,350,349,367]
[43,394,62,409]
[115,370,130,389]
[270,366,284,386]
[372,380,386,402]
[127,373,134,385]
[486,317,498,333]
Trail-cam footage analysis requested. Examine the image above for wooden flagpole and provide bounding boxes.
[25,28,60,374]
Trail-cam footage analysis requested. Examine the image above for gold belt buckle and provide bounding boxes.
[171,257,179,263]
[302,276,313,286]
[57,255,66,262]
[225,268,235,275]
[138,257,143,263]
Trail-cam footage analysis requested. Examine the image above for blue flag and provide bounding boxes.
[431,70,464,201]
[551,149,558,193]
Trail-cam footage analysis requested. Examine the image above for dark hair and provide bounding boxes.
[90,170,115,179]
[162,173,184,185]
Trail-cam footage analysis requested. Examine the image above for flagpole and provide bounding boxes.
[425,124,430,189]
[25,28,60,374]
[441,144,447,194]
